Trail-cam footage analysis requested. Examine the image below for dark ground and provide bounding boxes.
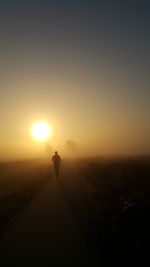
[80,156,150,264]
[0,159,50,238]
[0,156,150,265]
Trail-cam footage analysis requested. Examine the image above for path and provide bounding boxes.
[0,165,98,266]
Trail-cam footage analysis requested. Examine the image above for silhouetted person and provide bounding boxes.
[52,151,61,177]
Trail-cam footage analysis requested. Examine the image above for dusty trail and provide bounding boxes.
[0,165,99,266]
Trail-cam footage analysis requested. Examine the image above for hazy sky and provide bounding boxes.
[0,0,150,159]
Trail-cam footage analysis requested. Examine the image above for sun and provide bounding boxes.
[31,121,52,141]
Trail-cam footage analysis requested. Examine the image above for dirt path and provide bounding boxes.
[0,166,98,266]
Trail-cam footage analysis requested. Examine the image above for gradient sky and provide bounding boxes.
[0,0,150,159]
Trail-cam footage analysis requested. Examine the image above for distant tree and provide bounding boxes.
[65,140,77,153]
[45,142,53,155]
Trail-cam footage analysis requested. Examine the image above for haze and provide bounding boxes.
[0,0,150,160]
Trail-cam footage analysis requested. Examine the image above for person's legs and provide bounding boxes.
[54,164,59,178]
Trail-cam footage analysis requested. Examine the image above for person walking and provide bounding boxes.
[52,151,61,177]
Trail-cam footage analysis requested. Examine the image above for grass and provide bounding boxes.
[0,159,51,238]
[80,157,150,262]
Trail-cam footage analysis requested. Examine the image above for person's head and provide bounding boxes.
[55,151,58,155]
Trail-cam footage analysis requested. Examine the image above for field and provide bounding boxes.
[80,156,150,262]
[0,159,51,238]
[0,156,150,264]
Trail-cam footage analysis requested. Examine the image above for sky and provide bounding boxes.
[0,0,150,159]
